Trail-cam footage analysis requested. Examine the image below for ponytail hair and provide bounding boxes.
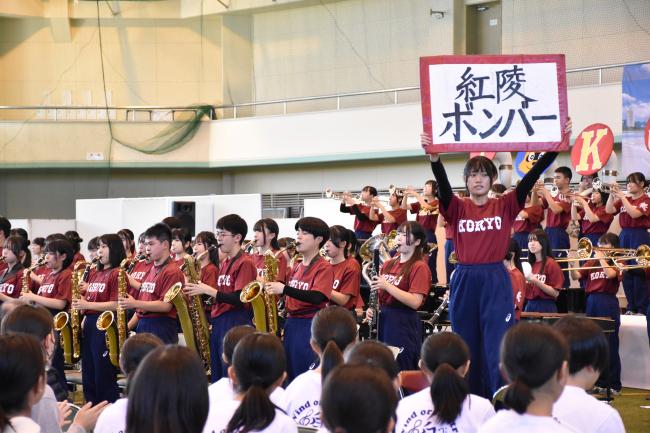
[0,334,45,431]
[253,219,280,250]
[194,231,219,266]
[310,306,358,382]
[421,332,470,424]
[501,323,568,414]
[4,236,30,270]
[226,333,286,433]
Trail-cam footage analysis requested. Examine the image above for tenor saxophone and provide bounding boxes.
[179,253,212,375]
[240,250,279,333]
[96,257,130,367]
[53,260,89,365]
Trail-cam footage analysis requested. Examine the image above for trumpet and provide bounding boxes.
[324,188,362,203]
[592,178,615,193]
[388,185,422,196]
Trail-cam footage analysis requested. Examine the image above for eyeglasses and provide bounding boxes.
[215,231,234,238]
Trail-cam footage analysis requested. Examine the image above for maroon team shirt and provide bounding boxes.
[200,262,218,288]
[67,252,86,271]
[136,260,184,319]
[410,201,439,232]
[286,256,333,318]
[38,269,73,307]
[541,194,572,228]
[329,258,361,310]
[251,250,288,283]
[378,259,431,308]
[578,204,613,235]
[613,196,650,229]
[444,222,454,240]
[525,259,564,301]
[128,260,153,297]
[377,208,407,234]
[508,267,526,321]
[211,253,257,319]
[345,204,379,234]
[84,268,119,314]
[441,191,521,264]
[0,266,28,299]
[0,248,6,274]
[579,260,620,295]
[512,205,544,233]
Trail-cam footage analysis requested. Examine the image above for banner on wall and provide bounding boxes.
[420,54,568,153]
[622,63,650,175]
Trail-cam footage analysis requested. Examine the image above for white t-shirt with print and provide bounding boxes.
[94,397,128,433]
[208,378,287,411]
[478,410,578,433]
[553,385,625,433]
[395,388,495,433]
[284,370,322,429]
[202,399,297,433]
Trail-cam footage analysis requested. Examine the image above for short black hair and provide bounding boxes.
[10,228,28,240]
[0,216,11,238]
[44,239,74,269]
[161,216,184,230]
[555,166,573,181]
[32,237,45,248]
[144,223,172,247]
[87,236,100,251]
[362,186,378,197]
[463,156,498,184]
[626,171,647,188]
[295,217,329,248]
[599,232,620,249]
[553,315,608,375]
[216,214,248,242]
[64,231,83,254]
[120,333,164,377]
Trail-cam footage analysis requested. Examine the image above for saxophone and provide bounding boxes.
[179,252,212,375]
[22,256,45,295]
[53,260,89,365]
[240,250,279,333]
[96,257,131,367]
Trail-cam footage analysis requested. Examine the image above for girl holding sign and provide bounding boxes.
[421,121,571,398]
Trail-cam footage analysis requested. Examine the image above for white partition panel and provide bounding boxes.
[212,194,262,238]
[276,218,300,239]
[77,194,262,255]
[9,219,77,239]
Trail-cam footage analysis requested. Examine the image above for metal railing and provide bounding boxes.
[0,59,646,121]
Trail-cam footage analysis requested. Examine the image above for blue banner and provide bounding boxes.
[622,64,650,175]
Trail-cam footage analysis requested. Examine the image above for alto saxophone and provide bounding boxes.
[240,250,279,333]
[22,256,45,295]
[97,257,130,367]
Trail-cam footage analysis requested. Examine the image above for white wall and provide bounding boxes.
[8,219,77,239]
[75,194,262,255]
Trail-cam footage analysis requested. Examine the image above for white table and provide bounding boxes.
[620,315,650,390]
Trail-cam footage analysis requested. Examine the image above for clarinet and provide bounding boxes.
[427,296,449,325]
[362,249,381,339]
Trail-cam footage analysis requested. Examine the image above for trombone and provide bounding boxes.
[555,237,650,271]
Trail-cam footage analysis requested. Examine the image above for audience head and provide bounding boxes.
[344,340,400,390]
[1,304,55,362]
[420,332,471,424]
[226,333,287,433]
[120,333,164,386]
[222,325,256,366]
[553,316,608,381]
[127,346,208,433]
[500,322,569,414]
[311,306,358,381]
[0,334,47,431]
[321,364,397,433]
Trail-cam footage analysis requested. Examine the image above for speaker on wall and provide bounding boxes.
[172,201,196,237]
